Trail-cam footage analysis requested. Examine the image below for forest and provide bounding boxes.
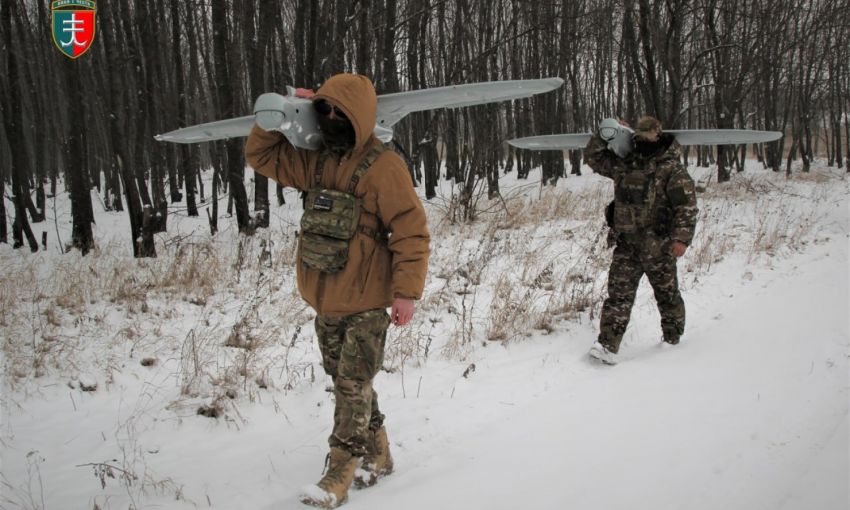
[1,3,848,507]
[1,0,848,256]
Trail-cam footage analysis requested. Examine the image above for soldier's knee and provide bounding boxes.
[336,376,370,394]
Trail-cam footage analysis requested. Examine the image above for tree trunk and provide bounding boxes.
[379,0,399,93]
[35,180,46,219]
[355,0,373,76]
[101,0,154,257]
[212,0,252,233]
[276,183,285,206]
[2,2,38,252]
[109,166,123,211]
[785,131,798,177]
[140,0,168,232]
[846,109,850,173]
[209,148,221,236]
[0,180,6,244]
[24,192,44,223]
[63,60,95,255]
[197,168,206,202]
[182,0,202,217]
[246,0,270,228]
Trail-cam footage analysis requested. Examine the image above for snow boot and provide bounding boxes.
[588,341,618,365]
[300,447,359,508]
[353,426,394,488]
[662,334,680,346]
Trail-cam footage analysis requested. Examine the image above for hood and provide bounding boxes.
[314,74,378,151]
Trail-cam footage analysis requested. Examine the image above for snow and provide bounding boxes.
[1,161,848,510]
[299,484,337,507]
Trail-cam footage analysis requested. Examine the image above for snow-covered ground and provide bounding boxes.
[1,161,848,510]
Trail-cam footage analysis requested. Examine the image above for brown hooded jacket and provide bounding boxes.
[244,74,430,317]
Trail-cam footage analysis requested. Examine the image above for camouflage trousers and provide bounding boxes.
[598,236,685,353]
[315,309,390,456]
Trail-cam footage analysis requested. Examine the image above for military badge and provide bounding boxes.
[52,0,96,59]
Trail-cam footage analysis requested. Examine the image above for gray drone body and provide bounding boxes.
[253,88,323,150]
[156,78,565,149]
[598,118,634,158]
[508,117,783,156]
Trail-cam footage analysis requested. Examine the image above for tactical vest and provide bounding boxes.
[611,160,659,234]
[300,145,386,272]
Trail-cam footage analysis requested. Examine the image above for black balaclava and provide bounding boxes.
[318,113,356,153]
[633,132,674,158]
[633,138,664,158]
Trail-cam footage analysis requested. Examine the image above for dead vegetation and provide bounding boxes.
[683,171,843,274]
[1,169,844,408]
[0,166,845,510]
[426,168,846,358]
[428,181,611,354]
[0,228,304,395]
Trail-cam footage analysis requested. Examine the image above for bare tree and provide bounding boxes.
[10,0,848,241]
[213,0,253,233]
[1,2,38,251]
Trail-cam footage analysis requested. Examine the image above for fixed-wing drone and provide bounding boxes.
[508,117,782,157]
[156,78,564,148]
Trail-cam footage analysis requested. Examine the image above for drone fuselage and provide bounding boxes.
[254,90,397,150]
[253,91,322,150]
[155,78,565,148]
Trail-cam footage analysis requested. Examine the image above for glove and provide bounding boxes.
[293,87,314,99]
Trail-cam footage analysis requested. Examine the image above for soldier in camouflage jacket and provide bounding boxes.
[584,116,698,364]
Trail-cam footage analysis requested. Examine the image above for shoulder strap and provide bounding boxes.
[314,150,331,188]
[347,144,386,193]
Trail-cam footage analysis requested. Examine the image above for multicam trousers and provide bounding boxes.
[598,235,685,353]
[315,309,390,456]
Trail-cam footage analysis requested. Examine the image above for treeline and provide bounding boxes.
[1,0,848,256]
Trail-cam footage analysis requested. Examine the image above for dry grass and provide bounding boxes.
[423,180,613,355]
[385,320,434,371]
[174,274,310,413]
[1,227,303,393]
[2,167,844,401]
[0,165,844,510]
[683,171,842,274]
[425,169,846,358]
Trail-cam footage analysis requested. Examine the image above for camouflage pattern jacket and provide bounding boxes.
[584,132,698,248]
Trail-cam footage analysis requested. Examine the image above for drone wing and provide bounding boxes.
[156,79,565,145]
[507,133,592,150]
[667,129,783,146]
[154,115,255,144]
[508,128,783,152]
[376,78,564,128]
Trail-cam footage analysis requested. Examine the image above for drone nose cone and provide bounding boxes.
[600,127,618,141]
[598,118,623,141]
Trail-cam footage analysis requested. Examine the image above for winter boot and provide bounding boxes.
[300,448,359,508]
[662,334,680,346]
[353,426,394,488]
[588,341,618,365]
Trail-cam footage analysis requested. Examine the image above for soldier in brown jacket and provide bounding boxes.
[245,73,430,508]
